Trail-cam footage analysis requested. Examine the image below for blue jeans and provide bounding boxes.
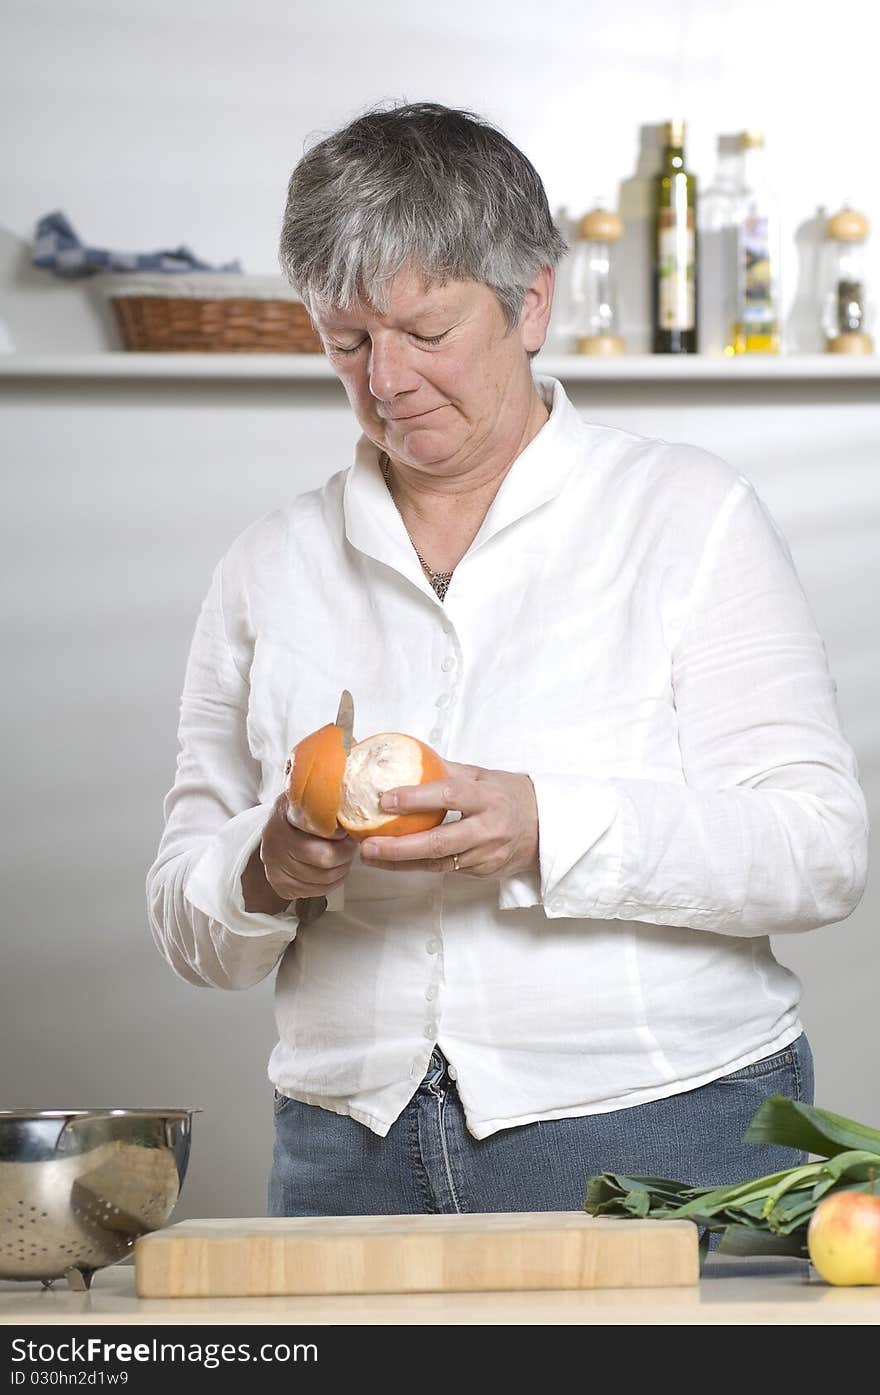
[268,1033,814,1220]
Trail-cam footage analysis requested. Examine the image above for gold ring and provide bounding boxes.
[452,853,460,872]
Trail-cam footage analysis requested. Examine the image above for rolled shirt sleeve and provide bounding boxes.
[499,478,868,936]
[145,558,300,990]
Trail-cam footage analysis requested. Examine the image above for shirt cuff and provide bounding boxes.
[497,773,623,916]
[185,803,300,938]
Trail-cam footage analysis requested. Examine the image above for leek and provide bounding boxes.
[583,1096,880,1262]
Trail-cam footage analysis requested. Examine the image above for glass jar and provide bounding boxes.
[822,206,874,353]
[571,203,625,355]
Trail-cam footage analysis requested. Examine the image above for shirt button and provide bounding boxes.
[549,897,564,913]
[429,727,442,741]
[426,937,441,954]
[425,985,437,1001]
[436,693,450,708]
[447,1064,458,1082]
[424,1023,438,1039]
[441,657,455,672]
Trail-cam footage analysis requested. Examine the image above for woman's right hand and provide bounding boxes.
[241,793,357,914]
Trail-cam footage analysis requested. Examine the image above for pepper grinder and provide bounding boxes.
[571,203,625,355]
[822,206,874,354]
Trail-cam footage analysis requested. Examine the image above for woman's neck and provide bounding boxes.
[381,385,549,577]
[384,387,549,525]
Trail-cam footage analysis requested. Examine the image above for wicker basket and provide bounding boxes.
[93,272,323,353]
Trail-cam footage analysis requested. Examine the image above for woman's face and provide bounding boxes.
[311,263,553,478]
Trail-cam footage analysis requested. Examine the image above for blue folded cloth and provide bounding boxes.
[31,211,243,278]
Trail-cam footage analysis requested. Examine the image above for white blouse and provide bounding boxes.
[146,377,868,1140]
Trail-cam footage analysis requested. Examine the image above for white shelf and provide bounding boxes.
[0,353,336,380]
[1,352,879,381]
[539,354,880,380]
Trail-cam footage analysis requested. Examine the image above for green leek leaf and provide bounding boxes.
[716,1225,808,1258]
[744,1096,880,1158]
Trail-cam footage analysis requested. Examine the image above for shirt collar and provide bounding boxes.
[342,376,583,585]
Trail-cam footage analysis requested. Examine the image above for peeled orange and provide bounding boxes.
[285,728,447,841]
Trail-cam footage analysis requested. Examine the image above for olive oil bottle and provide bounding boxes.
[729,132,781,354]
[652,118,698,353]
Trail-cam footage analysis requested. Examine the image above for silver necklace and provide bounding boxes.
[380,452,455,601]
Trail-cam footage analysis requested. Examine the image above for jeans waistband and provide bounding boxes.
[421,1046,448,1091]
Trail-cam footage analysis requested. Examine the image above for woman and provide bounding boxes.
[147,102,867,1219]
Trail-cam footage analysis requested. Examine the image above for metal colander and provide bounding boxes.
[0,1109,197,1290]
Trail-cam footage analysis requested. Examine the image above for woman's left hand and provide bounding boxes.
[359,761,539,878]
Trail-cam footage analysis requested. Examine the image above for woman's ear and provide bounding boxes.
[518,265,555,354]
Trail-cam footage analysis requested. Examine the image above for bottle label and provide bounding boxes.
[658,208,695,330]
[740,215,774,324]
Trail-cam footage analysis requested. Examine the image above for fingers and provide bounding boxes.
[262,849,351,901]
[377,772,484,819]
[268,825,356,871]
[361,823,473,867]
[359,765,492,866]
[360,769,538,880]
[263,796,357,899]
[363,853,475,875]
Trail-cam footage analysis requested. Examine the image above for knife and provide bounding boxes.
[335,688,354,754]
[294,689,354,926]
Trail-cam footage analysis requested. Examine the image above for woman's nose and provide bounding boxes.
[368,336,421,402]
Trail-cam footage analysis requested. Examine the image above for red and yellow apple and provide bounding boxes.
[807,1189,880,1285]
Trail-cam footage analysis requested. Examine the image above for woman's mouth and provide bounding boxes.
[385,405,445,422]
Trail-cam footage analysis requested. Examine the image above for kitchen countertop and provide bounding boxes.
[1,1256,878,1324]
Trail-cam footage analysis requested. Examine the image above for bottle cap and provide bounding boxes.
[664,118,686,146]
[739,130,765,149]
[826,206,870,241]
[577,207,624,241]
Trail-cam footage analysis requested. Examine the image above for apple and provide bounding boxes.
[807,1189,880,1285]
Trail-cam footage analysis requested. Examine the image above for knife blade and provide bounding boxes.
[335,688,354,754]
[292,691,353,927]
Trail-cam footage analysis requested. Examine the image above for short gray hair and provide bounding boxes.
[279,101,567,331]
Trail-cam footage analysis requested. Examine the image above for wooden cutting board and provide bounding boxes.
[134,1213,699,1297]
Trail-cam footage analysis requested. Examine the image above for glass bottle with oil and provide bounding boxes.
[729,132,781,354]
[652,118,698,353]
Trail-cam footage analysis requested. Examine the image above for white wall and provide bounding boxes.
[2,0,878,354]
[1,0,878,1224]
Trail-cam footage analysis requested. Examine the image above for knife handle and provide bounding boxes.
[294,895,328,927]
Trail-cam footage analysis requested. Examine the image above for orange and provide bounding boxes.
[285,728,447,841]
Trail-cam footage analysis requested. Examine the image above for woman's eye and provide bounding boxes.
[326,331,448,354]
